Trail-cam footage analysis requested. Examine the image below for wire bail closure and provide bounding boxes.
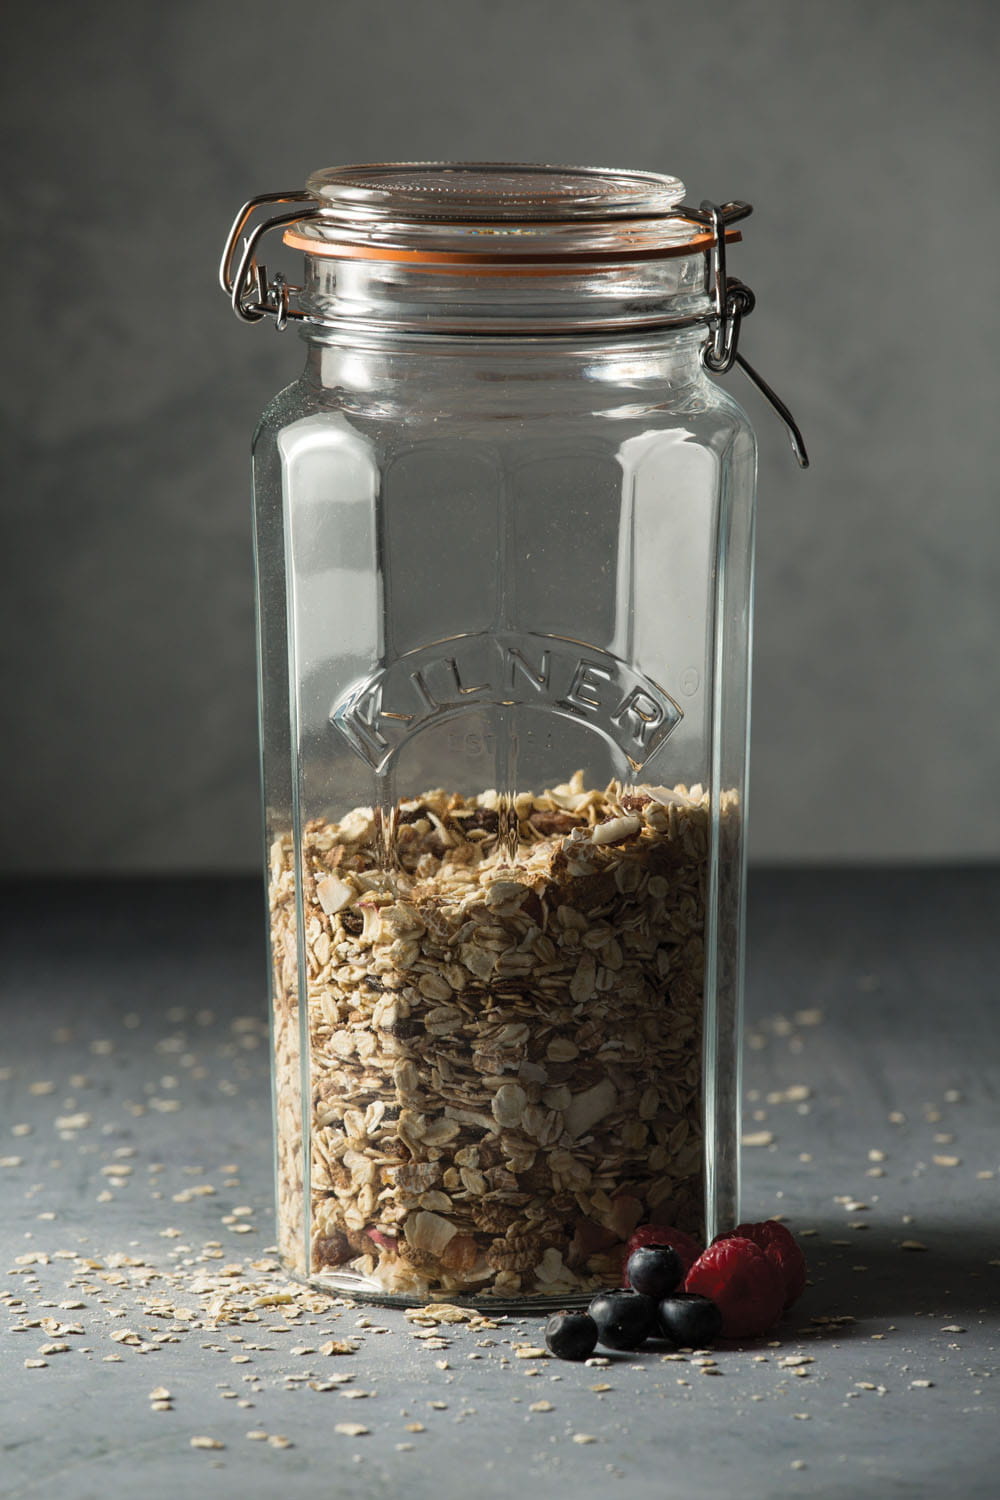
[218,191,320,324]
[701,201,753,374]
[694,201,808,467]
[219,191,808,467]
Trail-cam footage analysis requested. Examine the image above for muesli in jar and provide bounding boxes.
[269,775,736,1302]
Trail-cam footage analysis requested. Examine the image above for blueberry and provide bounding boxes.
[544,1310,599,1361]
[587,1289,657,1350]
[626,1245,683,1300]
[657,1292,723,1347]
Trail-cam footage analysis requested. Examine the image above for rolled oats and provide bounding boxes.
[268,774,735,1302]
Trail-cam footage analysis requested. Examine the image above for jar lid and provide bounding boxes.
[305,162,686,220]
[284,161,741,266]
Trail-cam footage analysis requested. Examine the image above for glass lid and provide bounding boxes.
[304,162,688,221]
[287,161,728,262]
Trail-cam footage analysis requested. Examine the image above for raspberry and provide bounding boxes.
[683,1236,784,1338]
[623,1224,700,1286]
[714,1220,807,1308]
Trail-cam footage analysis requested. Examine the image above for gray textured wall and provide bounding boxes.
[2,0,997,872]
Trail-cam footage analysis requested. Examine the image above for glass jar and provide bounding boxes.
[220,163,805,1307]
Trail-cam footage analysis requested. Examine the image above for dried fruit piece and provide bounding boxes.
[440,1234,479,1272]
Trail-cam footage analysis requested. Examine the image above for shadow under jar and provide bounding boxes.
[220,162,800,1309]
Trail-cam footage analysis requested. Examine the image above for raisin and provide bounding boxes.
[529,811,580,835]
[463,808,500,834]
[312,1231,352,1268]
[397,806,427,825]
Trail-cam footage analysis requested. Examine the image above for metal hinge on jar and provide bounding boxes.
[694,201,809,468]
[218,190,321,329]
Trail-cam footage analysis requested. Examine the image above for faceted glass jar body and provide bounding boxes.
[253,239,756,1307]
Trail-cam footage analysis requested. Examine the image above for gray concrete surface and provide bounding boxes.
[1,870,998,1498]
[1,1,999,871]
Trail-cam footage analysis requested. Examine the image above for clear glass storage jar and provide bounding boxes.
[219,163,804,1307]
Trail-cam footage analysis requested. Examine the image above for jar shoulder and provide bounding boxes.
[641,377,755,455]
[254,366,754,461]
[252,377,316,450]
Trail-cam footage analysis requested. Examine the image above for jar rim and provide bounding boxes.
[290,161,738,267]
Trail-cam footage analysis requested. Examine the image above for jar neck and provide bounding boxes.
[302,327,710,415]
[298,247,713,339]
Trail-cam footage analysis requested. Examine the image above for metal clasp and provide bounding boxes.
[701,201,744,373]
[685,200,809,468]
[218,191,320,326]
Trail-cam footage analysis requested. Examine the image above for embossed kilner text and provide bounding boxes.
[331,631,681,771]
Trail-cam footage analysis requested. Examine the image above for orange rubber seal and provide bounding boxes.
[282,226,741,276]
